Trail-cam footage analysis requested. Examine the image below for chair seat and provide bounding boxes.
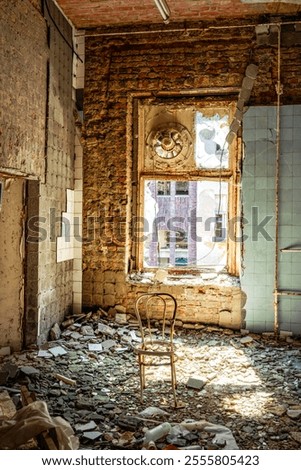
[135,340,175,356]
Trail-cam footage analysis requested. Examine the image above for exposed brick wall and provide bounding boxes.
[55,0,301,30]
[83,21,301,329]
[0,0,48,178]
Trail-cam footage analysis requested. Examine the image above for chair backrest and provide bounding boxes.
[134,292,177,344]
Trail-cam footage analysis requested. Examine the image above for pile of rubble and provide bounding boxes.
[1,310,301,450]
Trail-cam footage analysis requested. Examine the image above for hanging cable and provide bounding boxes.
[44,0,83,63]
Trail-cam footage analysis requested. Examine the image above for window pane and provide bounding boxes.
[143,180,228,269]
[195,111,229,169]
[175,181,189,195]
[157,181,170,195]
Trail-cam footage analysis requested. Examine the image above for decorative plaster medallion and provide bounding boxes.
[146,122,192,168]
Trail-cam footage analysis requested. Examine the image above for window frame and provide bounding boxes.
[131,97,241,277]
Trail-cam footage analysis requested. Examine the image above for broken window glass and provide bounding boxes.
[195,111,229,169]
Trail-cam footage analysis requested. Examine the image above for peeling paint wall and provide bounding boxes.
[0,178,25,350]
[0,0,47,177]
[33,0,75,345]
[1,0,76,348]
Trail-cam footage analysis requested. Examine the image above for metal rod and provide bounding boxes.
[280,248,301,252]
[84,20,301,38]
[274,24,282,337]
[155,87,240,96]
[276,290,301,296]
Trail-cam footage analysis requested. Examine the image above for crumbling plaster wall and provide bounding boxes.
[0,0,48,178]
[83,22,301,329]
[1,0,75,348]
[0,178,25,350]
[27,0,75,345]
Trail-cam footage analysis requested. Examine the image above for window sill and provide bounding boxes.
[127,270,240,288]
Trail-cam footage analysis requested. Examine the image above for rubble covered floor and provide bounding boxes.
[1,311,301,450]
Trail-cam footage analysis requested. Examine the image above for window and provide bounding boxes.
[132,101,240,275]
[175,181,189,195]
[157,181,170,196]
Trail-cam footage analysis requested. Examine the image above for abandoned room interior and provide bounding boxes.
[1,0,301,451]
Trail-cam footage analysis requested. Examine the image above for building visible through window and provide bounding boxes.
[143,180,228,268]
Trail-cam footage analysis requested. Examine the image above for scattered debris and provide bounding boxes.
[75,421,97,432]
[0,390,17,419]
[88,344,103,352]
[0,347,11,357]
[97,323,115,337]
[138,406,169,418]
[1,311,301,451]
[37,350,53,358]
[287,408,301,419]
[50,323,61,341]
[115,313,127,325]
[0,399,78,450]
[48,346,68,357]
[144,422,171,445]
[240,336,254,345]
[101,340,116,351]
[20,366,40,376]
[181,420,239,450]
[280,330,293,338]
[186,377,206,390]
[54,374,76,387]
[82,431,101,441]
[290,432,301,444]
[80,325,94,337]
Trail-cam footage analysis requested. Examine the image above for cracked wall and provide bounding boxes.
[83,22,301,330]
[0,0,48,178]
[1,0,76,348]
[0,178,25,350]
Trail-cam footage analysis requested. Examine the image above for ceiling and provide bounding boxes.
[54,0,301,30]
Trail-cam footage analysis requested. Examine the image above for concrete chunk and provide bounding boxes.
[75,421,97,432]
[0,347,11,357]
[20,366,40,376]
[101,339,116,351]
[240,336,254,344]
[80,325,95,336]
[49,323,61,341]
[82,431,101,440]
[97,323,115,336]
[48,346,68,357]
[186,377,206,390]
[88,343,103,352]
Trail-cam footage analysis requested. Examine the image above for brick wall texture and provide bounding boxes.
[83,20,301,328]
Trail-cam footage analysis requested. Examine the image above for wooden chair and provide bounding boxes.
[134,292,178,407]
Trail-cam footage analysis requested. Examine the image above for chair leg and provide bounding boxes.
[171,359,177,407]
[141,362,146,390]
[139,354,146,402]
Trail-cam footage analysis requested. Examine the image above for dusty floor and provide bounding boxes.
[1,313,301,450]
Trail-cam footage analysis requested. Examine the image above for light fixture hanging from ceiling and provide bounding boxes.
[153,0,171,24]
